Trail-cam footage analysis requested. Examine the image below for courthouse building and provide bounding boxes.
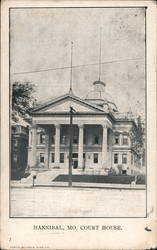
[28,80,141,175]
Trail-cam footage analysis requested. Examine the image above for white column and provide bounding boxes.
[128,136,131,147]
[78,124,84,168]
[54,124,60,166]
[120,133,123,146]
[119,152,122,165]
[28,127,32,147]
[28,127,32,167]
[45,129,50,169]
[128,151,132,174]
[102,124,108,168]
[30,124,37,167]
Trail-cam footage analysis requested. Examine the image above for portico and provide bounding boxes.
[28,121,111,171]
[28,81,141,175]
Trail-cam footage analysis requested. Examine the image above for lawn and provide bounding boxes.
[53,174,134,184]
[53,174,145,184]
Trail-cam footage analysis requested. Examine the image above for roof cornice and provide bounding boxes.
[31,92,106,114]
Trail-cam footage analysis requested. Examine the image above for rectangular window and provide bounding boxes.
[122,170,127,175]
[94,135,99,144]
[114,153,118,164]
[122,153,127,164]
[40,153,45,163]
[60,153,64,163]
[51,153,55,163]
[73,136,78,144]
[40,134,45,144]
[72,153,78,158]
[51,135,55,144]
[122,135,128,145]
[115,136,119,145]
[93,153,98,163]
[61,135,66,144]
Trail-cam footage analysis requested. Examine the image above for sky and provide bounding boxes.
[10,8,146,117]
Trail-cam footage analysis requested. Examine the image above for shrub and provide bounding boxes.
[117,165,122,175]
[136,174,146,184]
[108,167,117,176]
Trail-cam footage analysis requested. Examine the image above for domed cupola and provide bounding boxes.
[85,80,118,113]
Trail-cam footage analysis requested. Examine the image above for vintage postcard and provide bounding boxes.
[1,0,157,249]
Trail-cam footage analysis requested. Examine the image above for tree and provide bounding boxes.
[136,116,144,146]
[130,115,145,167]
[12,81,37,122]
[136,116,145,167]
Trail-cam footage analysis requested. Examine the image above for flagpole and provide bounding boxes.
[99,27,102,81]
[69,41,73,94]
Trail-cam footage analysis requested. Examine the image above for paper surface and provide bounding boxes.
[1,0,157,249]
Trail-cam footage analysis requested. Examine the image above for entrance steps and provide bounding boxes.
[73,168,108,175]
[20,168,108,186]
[84,169,108,175]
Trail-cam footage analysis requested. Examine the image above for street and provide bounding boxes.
[10,187,146,217]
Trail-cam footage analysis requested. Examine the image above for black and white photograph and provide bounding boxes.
[1,0,157,249]
[10,7,147,218]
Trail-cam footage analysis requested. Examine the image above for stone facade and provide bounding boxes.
[28,81,142,175]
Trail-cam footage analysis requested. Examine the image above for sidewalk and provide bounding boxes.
[10,184,146,217]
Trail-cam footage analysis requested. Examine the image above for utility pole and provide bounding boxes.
[68,106,76,187]
[68,106,73,187]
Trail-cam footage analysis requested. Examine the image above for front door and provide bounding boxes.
[72,153,78,169]
[73,160,78,169]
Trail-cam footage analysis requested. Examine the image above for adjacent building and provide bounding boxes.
[11,123,29,179]
[28,80,143,175]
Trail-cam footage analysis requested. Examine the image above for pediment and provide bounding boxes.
[32,94,104,114]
